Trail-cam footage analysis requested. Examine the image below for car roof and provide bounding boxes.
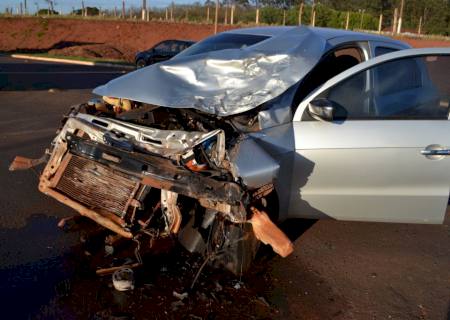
[224,26,408,48]
[97,26,410,117]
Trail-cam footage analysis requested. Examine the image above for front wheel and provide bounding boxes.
[136,59,146,69]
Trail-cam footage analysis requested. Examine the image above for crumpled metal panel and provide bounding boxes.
[93,27,326,116]
[230,138,280,189]
[65,113,224,158]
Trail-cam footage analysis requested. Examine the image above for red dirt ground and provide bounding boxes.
[0,17,236,62]
[1,17,449,62]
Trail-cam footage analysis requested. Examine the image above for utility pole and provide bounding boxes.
[122,0,125,19]
[345,11,349,30]
[255,7,260,25]
[206,6,210,23]
[170,2,174,21]
[20,2,23,15]
[298,2,303,25]
[214,0,219,34]
[142,0,146,21]
[24,0,27,14]
[310,1,315,26]
[397,0,405,34]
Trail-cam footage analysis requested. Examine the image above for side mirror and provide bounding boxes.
[308,98,334,121]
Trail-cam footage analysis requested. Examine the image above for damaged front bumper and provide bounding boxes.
[10,105,293,273]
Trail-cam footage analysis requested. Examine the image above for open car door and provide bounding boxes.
[290,48,450,224]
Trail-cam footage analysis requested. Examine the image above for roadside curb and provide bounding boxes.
[10,54,135,70]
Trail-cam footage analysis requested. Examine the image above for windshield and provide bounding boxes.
[176,33,270,58]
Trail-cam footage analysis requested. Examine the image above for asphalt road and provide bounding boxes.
[0,56,448,319]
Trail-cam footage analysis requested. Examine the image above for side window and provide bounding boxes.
[294,46,364,107]
[154,41,172,52]
[314,55,450,120]
[375,47,397,57]
[169,42,181,53]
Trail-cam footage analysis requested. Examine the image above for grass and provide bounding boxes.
[20,52,133,66]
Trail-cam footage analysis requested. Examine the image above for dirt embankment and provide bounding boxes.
[0,17,237,62]
[1,17,449,62]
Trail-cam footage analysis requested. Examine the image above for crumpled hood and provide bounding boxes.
[93,27,327,117]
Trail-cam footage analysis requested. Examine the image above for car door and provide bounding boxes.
[289,48,450,224]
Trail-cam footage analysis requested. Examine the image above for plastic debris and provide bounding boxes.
[112,268,135,291]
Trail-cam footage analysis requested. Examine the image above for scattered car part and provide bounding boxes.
[112,268,135,291]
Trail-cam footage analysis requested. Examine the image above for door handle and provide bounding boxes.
[421,149,450,156]
[421,144,450,160]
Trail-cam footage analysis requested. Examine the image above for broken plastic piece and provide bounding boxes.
[112,268,135,291]
[9,155,47,171]
[96,263,141,276]
[248,207,294,258]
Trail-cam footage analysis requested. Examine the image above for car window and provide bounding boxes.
[294,46,364,108]
[154,41,172,51]
[375,47,398,57]
[169,42,181,53]
[176,33,270,58]
[314,55,450,120]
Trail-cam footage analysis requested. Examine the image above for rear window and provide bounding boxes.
[176,33,270,58]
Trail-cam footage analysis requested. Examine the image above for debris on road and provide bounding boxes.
[112,268,135,291]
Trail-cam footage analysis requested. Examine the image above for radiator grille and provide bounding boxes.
[56,155,139,217]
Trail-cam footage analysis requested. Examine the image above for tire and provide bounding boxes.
[136,59,146,69]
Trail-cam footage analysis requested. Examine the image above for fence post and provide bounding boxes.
[298,2,303,25]
[392,7,398,34]
[310,1,315,26]
[230,5,235,25]
[345,11,349,30]
[397,0,404,34]
[378,14,383,33]
[214,0,219,34]
[359,9,365,29]
[224,4,228,24]
[417,16,422,35]
[142,0,146,21]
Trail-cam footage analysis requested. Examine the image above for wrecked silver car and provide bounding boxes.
[11,27,450,274]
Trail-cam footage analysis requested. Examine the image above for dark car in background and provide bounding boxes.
[134,39,195,68]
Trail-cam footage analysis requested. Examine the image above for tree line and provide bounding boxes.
[3,0,450,36]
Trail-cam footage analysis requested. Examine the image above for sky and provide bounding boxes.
[0,0,200,13]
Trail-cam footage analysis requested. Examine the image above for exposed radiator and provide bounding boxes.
[55,154,140,217]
